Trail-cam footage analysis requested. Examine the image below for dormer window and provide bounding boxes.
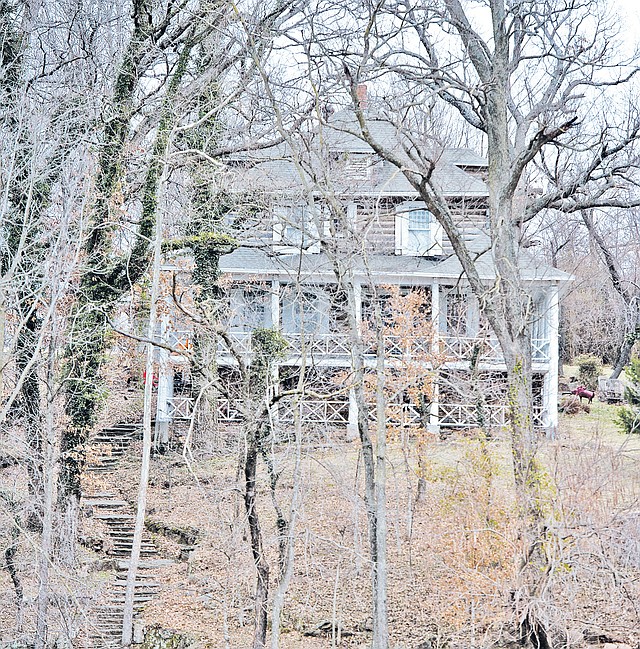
[273,204,320,253]
[395,202,443,256]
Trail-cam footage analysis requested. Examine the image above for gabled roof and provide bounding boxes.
[223,112,489,199]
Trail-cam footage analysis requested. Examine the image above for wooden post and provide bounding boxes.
[430,283,440,434]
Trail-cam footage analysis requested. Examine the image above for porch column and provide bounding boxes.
[429,283,440,434]
[271,280,280,329]
[543,284,560,438]
[270,280,281,428]
[155,315,173,450]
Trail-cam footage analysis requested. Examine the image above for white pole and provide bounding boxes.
[544,284,560,439]
[121,173,165,646]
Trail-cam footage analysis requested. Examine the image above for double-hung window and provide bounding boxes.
[407,209,432,253]
[395,202,442,256]
[274,204,320,253]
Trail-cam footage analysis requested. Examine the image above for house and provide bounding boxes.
[156,96,570,438]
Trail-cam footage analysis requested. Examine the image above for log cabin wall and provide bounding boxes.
[354,195,489,256]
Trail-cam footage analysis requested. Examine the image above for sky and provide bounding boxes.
[612,0,640,53]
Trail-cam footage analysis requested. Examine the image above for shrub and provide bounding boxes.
[574,354,602,390]
[617,357,640,435]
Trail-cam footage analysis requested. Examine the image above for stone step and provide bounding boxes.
[109,549,157,557]
[116,558,174,570]
[111,539,156,545]
[83,499,129,508]
[92,438,130,446]
[111,585,160,593]
[109,540,156,548]
[94,513,135,521]
[96,432,137,438]
[96,614,124,621]
[107,595,155,604]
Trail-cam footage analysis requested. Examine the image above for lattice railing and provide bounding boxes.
[167,397,194,420]
[435,403,545,428]
[165,330,550,367]
[206,399,544,428]
[167,330,194,352]
[280,333,353,357]
[216,399,243,422]
[442,336,550,363]
[279,399,350,425]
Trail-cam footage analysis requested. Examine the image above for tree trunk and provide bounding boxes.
[373,302,388,649]
[581,210,639,379]
[501,335,554,648]
[59,0,155,519]
[35,321,57,649]
[244,418,270,649]
[609,308,639,379]
[269,395,302,649]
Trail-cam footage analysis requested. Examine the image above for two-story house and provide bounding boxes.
[158,101,570,437]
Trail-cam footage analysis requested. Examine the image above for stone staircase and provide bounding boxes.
[83,424,171,646]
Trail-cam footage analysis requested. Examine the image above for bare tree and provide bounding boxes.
[289,0,640,644]
[580,208,640,377]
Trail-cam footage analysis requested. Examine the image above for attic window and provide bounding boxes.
[344,154,372,180]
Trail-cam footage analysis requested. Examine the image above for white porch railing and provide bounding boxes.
[166,330,550,364]
[166,397,245,422]
[278,399,350,425]
[166,396,194,420]
[436,403,545,428]
[441,336,550,363]
[167,397,544,429]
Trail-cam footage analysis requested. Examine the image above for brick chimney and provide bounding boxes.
[356,84,368,110]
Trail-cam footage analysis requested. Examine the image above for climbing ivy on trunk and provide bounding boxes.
[59,8,194,511]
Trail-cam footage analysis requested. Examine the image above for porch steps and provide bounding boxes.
[82,422,163,648]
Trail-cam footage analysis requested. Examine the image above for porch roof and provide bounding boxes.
[218,244,572,285]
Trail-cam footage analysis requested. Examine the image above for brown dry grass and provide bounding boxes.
[3,397,640,649]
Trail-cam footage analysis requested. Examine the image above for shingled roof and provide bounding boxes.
[219,244,573,285]
[223,111,489,198]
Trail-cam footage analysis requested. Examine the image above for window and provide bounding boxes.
[395,202,442,256]
[281,288,326,334]
[274,204,320,253]
[407,210,432,253]
[244,289,269,329]
[230,286,270,331]
[344,154,373,181]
